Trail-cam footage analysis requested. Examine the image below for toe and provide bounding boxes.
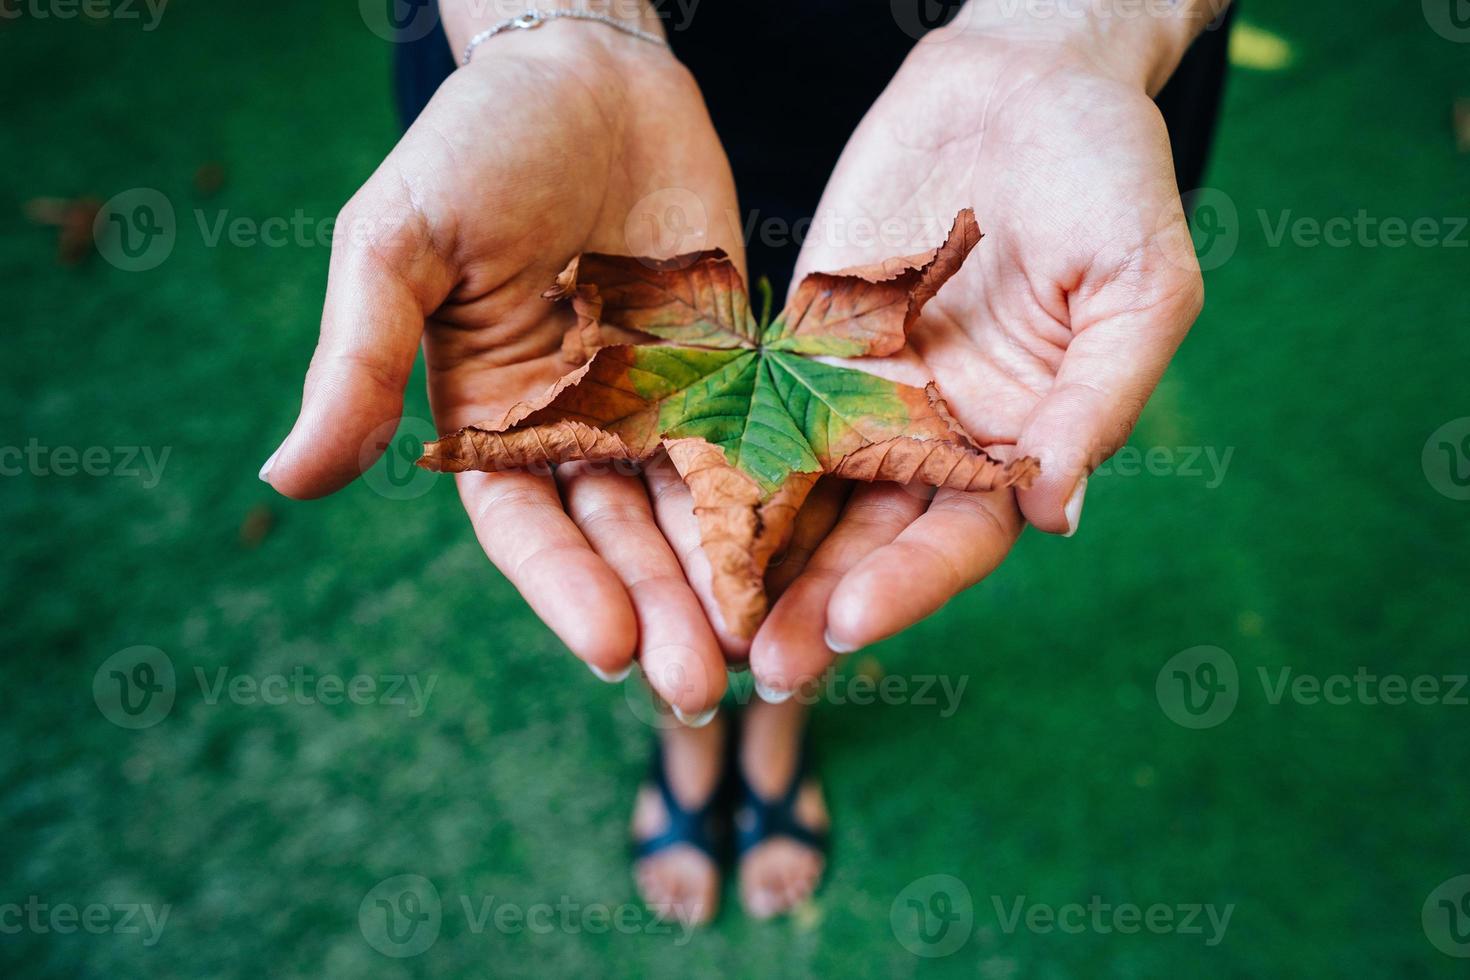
[740,854,787,919]
[782,852,823,908]
[740,841,827,919]
[636,848,718,927]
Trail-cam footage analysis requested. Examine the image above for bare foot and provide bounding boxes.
[631,714,725,927]
[736,700,828,919]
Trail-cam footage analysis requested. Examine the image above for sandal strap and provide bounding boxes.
[733,741,828,857]
[632,741,724,862]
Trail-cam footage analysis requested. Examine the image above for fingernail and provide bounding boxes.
[824,630,859,655]
[258,445,282,484]
[1063,475,1087,538]
[672,704,718,728]
[589,662,632,684]
[754,679,793,705]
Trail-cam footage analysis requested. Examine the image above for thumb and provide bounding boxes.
[261,200,454,499]
[1016,275,1203,535]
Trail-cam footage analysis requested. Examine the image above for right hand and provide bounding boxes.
[261,17,742,719]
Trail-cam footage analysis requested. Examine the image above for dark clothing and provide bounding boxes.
[394,2,1232,290]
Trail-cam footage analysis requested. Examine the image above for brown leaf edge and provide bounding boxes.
[773,209,982,357]
[542,249,749,364]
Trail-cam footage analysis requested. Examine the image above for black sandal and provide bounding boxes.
[732,735,829,862]
[631,739,727,868]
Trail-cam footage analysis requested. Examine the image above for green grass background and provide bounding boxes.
[2,2,1468,977]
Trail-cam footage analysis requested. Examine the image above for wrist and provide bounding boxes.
[439,0,667,60]
[947,0,1230,94]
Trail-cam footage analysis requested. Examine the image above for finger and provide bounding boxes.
[750,484,928,696]
[456,469,637,673]
[827,485,1023,648]
[643,453,753,659]
[263,195,456,499]
[764,477,851,601]
[559,462,726,718]
[1016,256,1204,535]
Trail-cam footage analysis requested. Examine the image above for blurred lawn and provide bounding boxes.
[3,3,1469,978]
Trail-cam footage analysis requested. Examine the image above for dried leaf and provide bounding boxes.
[24,195,101,265]
[420,210,1038,636]
[194,162,227,197]
[238,503,275,549]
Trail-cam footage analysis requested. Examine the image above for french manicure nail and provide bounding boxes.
[824,630,859,655]
[1063,475,1088,538]
[258,446,282,484]
[589,662,632,684]
[754,679,793,704]
[672,704,718,728]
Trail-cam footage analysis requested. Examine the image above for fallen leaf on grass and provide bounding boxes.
[23,196,101,265]
[194,162,227,197]
[238,504,275,548]
[419,210,1038,636]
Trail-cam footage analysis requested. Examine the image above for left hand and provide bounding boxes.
[749,16,1207,691]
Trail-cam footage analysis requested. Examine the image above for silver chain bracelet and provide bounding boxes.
[460,9,666,66]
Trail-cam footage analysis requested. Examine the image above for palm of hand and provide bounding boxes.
[798,39,1197,455]
[750,37,1203,687]
[270,39,749,715]
[394,51,744,431]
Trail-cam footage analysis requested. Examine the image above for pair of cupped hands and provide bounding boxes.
[260,5,1206,722]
